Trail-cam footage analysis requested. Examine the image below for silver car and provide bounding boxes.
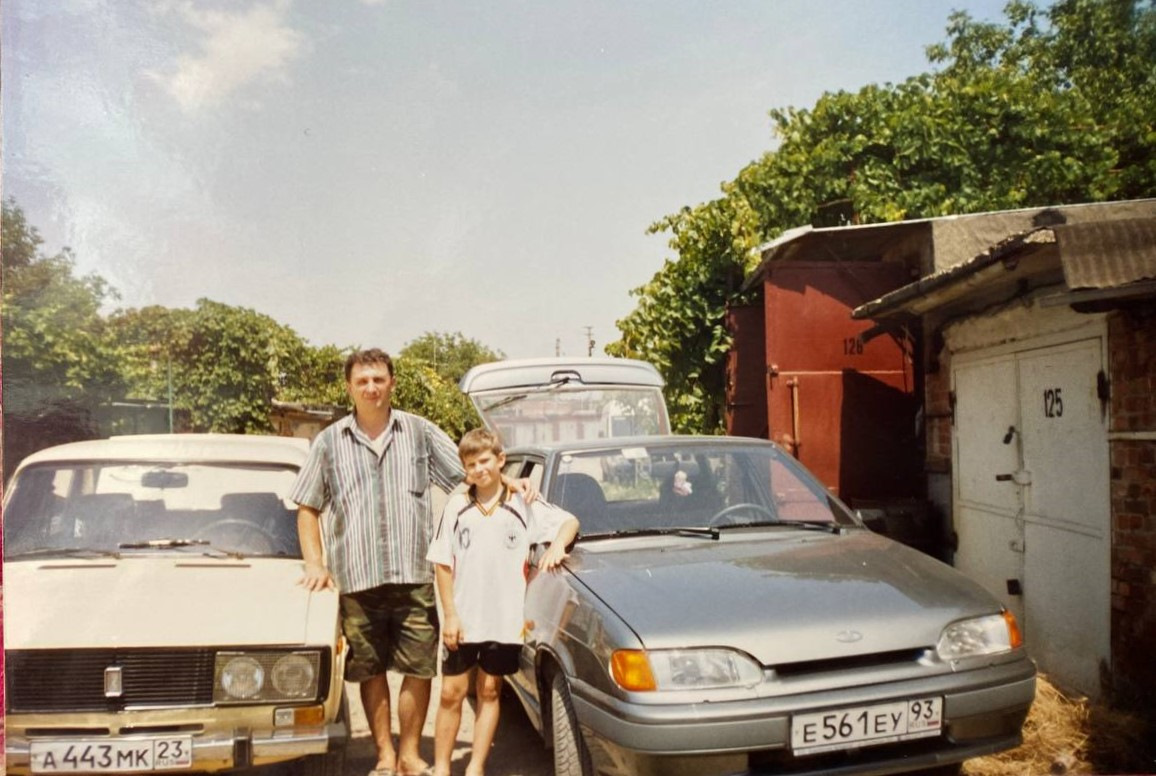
[462,358,1036,776]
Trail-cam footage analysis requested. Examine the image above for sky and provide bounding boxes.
[3,0,1011,361]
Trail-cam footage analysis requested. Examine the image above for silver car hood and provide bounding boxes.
[569,529,998,666]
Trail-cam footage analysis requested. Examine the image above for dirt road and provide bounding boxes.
[344,673,551,776]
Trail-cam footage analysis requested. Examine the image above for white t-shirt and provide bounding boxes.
[427,489,573,644]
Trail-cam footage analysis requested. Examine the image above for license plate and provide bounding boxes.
[791,697,942,755]
[31,737,193,773]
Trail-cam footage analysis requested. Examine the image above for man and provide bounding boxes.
[292,348,473,776]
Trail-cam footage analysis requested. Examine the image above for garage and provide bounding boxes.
[949,314,1110,697]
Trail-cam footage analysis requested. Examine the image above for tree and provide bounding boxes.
[2,199,125,477]
[392,332,505,439]
[611,0,1156,433]
[399,331,505,385]
[109,299,330,434]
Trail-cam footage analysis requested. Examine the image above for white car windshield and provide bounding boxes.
[4,461,301,558]
[475,386,669,446]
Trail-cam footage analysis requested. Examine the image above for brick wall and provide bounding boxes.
[924,355,953,473]
[1107,308,1156,704]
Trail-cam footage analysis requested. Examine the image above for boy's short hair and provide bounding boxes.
[344,348,394,381]
[459,428,503,461]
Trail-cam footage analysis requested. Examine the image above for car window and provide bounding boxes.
[551,443,856,536]
[504,457,545,495]
[475,386,667,446]
[4,461,302,558]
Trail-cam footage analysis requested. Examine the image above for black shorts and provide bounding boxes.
[441,641,521,677]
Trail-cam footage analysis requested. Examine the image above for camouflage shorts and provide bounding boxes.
[339,583,439,682]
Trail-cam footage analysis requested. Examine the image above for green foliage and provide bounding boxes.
[399,331,505,385]
[393,331,504,439]
[611,0,1156,433]
[2,199,125,478]
[391,355,481,441]
[109,300,340,434]
[607,196,761,434]
[2,199,124,413]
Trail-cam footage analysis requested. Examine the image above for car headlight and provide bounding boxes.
[936,610,1023,661]
[611,648,763,691]
[214,651,322,704]
[219,655,265,699]
[272,654,317,697]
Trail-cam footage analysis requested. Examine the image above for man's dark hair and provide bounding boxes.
[344,348,395,381]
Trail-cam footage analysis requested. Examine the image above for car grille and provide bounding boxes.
[6,648,218,713]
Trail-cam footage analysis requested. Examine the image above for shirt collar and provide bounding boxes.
[341,410,402,445]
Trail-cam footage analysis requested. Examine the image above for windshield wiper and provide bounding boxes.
[482,380,573,413]
[118,538,212,550]
[482,393,529,412]
[119,538,250,559]
[585,526,720,541]
[715,519,850,535]
[8,546,122,560]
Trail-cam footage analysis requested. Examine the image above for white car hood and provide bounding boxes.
[4,557,337,650]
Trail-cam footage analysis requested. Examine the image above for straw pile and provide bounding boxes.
[964,675,1154,776]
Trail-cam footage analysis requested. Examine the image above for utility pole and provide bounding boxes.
[555,338,561,357]
[583,326,595,356]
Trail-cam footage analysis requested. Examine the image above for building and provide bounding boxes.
[730,199,1156,699]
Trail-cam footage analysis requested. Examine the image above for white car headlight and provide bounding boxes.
[936,610,1023,661]
[218,655,265,700]
[214,651,323,703]
[272,653,317,697]
[611,648,763,691]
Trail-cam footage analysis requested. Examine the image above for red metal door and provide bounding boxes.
[725,304,767,438]
[765,261,918,499]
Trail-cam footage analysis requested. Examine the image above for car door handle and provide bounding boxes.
[995,474,1013,481]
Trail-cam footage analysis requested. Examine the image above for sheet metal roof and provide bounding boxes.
[1054,218,1156,289]
[852,217,1156,320]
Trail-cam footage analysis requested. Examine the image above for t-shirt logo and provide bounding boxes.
[457,526,472,550]
[504,526,520,549]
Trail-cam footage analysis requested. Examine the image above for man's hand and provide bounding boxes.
[442,614,464,651]
[298,561,336,592]
[537,542,569,571]
[504,476,540,503]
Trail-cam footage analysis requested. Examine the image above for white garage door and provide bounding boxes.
[953,336,1109,696]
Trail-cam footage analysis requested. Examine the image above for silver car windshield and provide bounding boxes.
[550,443,858,537]
[3,461,301,559]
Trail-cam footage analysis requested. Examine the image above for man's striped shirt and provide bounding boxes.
[291,410,464,593]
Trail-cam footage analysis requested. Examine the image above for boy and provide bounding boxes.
[427,429,580,776]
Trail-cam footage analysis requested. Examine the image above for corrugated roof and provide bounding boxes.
[1054,218,1156,289]
[851,228,1055,320]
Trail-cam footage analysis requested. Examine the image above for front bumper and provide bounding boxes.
[4,719,348,774]
[570,658,1036,776]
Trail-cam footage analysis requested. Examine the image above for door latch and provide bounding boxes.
[995,470,1032,485]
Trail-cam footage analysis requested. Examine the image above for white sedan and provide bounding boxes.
[3,434,347,775]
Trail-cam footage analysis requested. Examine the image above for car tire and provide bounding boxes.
[551,672,593,776]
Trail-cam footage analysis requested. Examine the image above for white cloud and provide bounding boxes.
[152,1,305,113]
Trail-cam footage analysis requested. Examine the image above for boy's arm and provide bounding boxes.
[537,512,580,571]
[434,563,463,650]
